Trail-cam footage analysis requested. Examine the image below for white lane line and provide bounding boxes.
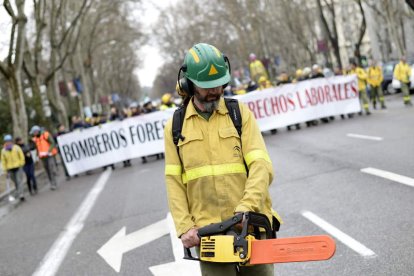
[302,211,376,258]
[347,133,383,141]
[33,169,112,276]
[361,167,414,188]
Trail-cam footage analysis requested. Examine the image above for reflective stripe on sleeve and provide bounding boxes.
[165,165,182,176]
[244,150,271,167]
[182,163,246,183]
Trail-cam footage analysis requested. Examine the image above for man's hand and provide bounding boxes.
[181,228,200,248]
[234,212,246,230]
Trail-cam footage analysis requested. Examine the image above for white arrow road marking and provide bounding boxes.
[33,169,112,276]
[149,213,201,276]
[361,167,414,188]
[97,218,169,273]
[302,211,376,258]
[346,133,383,141]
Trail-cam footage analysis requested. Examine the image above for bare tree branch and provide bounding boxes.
[3,0,16,18]
[7,21,17,65]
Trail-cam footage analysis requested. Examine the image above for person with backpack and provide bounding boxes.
[15,137,38,195]
[164,43,280,276]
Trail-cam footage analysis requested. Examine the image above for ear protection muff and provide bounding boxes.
[177,64,195,97]
[177,52,232,95]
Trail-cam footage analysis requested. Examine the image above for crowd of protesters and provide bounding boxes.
[0,93,178,202]
[225,53,412,133]
[1,52,411,203]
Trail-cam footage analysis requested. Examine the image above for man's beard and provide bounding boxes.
[202,100,219,113]
[195,92,221,112]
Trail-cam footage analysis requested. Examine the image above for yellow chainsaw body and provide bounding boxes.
[199,235,254,263]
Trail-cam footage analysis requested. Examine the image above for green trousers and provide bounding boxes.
[401,82,412,104]
[359,89,370,112]
[370,85,385,107]
[199,261,274,276]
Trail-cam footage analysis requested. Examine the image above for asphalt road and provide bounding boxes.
[0,94,413,276]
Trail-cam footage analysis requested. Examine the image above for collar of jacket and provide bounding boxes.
[185,97,228,119]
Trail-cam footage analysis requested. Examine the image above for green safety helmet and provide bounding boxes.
[182,43,231,89]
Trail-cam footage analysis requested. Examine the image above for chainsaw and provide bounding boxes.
[184,212,335,265]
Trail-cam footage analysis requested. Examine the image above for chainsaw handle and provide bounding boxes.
[244,212,275,239]
[183,247,199,261]
[197,213,243,237]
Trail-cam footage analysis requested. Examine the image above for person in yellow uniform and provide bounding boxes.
[348,61,371,115]
[164,43,279,276]
[258,75,272,90]
[160,93,177,110]
[367,60,386,109]
[249,53,269,83]
[393,56,412,106]
[292,69,303,83]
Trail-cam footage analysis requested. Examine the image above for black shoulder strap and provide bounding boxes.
[172,105,187,146]
[224,98,242,137]
[172,99,247,174]
[172,99,242,145]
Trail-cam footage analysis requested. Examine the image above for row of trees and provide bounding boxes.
[1,0,413,140]
[151,0,414,97]
[0,0,144,142]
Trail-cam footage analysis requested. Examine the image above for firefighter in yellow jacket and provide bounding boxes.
[393,56,412,106]
[258,75,272,90]
[164,43,277,276]
[249,53,269,83]
[367,60,386,109]
[160,93,177,110]
[348,61,371,115]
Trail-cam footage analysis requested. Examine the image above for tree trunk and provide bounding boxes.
[385,2,404,57]
[28,76,47,125]
[76,47,92,108]
[7,72,28,141]
[354,0,367,64]
[47,49,69,127]
[6,78,20,137]
[316,0,342,68]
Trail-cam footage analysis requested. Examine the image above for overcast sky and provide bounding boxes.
[134,0,175,87]
[0,0,176,88]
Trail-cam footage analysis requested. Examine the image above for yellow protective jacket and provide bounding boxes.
[160,103,176,111]
[1,144,25,171]
[348,67,367,91]
[367,66,383,87]
[164,97,277,237]
[249,60,269,83]
[394,62,412,84]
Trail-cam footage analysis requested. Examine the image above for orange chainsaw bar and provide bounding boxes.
[249,235,336,264]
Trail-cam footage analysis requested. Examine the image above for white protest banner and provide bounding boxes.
[58,76,360,175]
[234,75,361,131]
[57,109,175,175]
